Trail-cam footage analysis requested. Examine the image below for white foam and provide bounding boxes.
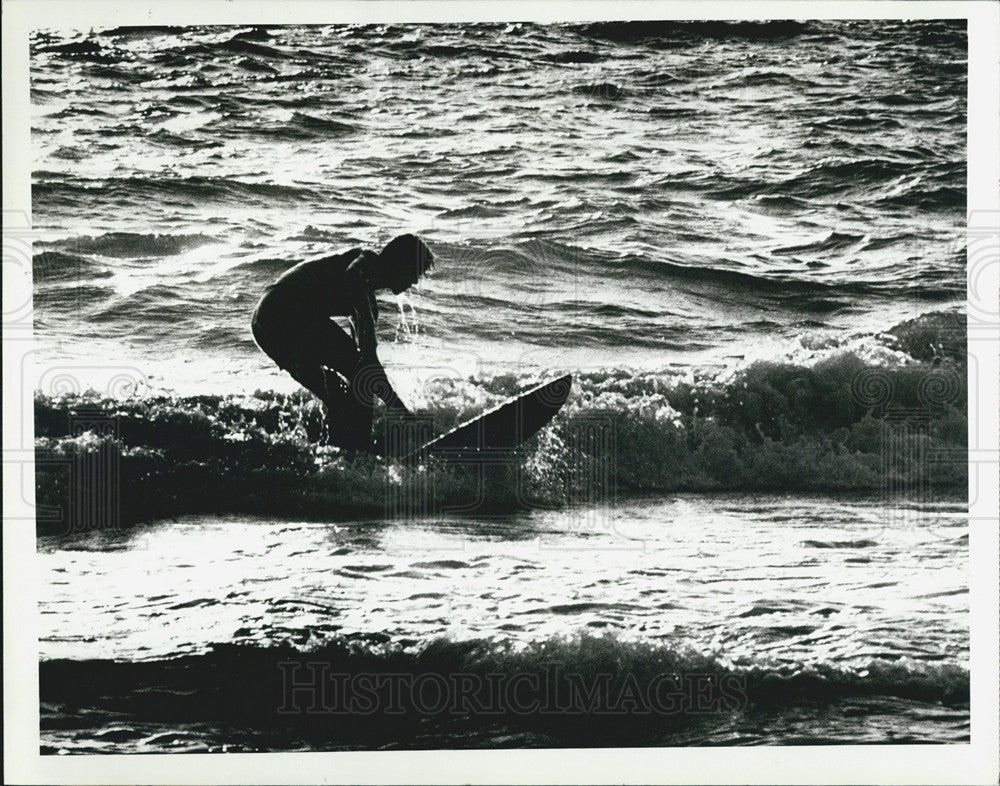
[158,111,221,134]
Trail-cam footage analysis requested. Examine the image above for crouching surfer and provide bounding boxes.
[251,234,434,452]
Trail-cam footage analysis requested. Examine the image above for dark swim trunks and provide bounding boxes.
[251,288,373,450]
[251,289,357,382]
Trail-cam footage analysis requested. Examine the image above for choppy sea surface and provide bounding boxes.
[30,20,967,751]
[31,19,966,391]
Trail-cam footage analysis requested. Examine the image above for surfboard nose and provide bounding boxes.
[477,373,573,450]
[400,374,574,461]
[533,373,573,408]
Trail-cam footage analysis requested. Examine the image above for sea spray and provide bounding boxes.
[393,291,422,342]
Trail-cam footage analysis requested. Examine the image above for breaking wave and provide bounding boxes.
[34,310,967,532]
[39,631,969,753]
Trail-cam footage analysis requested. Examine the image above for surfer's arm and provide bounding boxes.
[351,281,411,414]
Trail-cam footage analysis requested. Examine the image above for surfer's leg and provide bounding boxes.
[251,294,323,392]
[253,302,372,449]
[312,319,363,379]
[256,336,331,406]
[279,353,371,452]
[309,320,375,452]
[254,307,351,403]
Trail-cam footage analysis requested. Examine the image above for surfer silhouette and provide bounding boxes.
[251,234,434,451]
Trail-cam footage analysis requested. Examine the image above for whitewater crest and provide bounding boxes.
[32,310,967,531]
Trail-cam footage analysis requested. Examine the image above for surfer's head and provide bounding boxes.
[379,234,434,295]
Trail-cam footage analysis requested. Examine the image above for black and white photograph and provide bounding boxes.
[3,1,999,783]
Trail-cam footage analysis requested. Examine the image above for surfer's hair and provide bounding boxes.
[380,234,434,276]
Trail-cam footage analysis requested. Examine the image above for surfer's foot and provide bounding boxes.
[321,422,376,455]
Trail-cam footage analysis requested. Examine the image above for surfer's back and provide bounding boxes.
[258,248,364,319]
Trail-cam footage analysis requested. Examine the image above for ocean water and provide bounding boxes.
[39,495,968,752]
[30,20,965,393]
[30,20,968,751]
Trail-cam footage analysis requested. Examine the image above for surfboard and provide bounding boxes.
[392,374,572,462]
